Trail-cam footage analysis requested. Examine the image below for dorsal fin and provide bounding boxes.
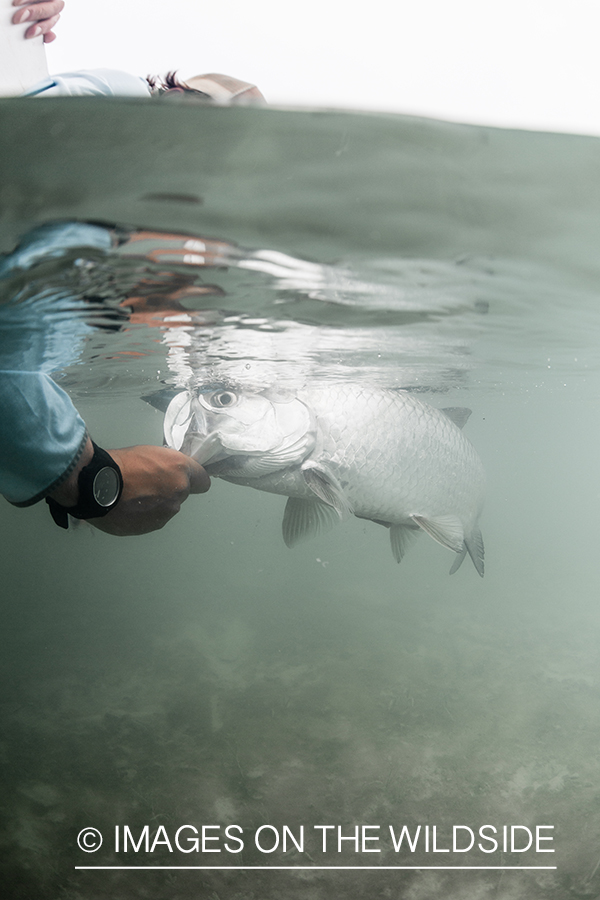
[440,407,472,429]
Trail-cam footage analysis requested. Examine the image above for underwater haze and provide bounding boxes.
[1,98,600,899]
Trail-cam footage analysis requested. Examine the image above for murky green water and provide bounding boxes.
[1,98,600,899]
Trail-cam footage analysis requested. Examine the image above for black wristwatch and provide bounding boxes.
[46,442,123,529]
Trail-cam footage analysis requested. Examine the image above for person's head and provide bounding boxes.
[147,71,265,105]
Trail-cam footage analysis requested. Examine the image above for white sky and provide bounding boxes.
[46,0,600,136]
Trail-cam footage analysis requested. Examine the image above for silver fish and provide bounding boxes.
[164,384,485,575]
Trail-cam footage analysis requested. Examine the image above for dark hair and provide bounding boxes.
[146,71,210,98]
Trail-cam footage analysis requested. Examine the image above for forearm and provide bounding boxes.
[0,371,88,506]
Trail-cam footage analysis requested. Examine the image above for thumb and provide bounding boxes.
[186,459,211,494]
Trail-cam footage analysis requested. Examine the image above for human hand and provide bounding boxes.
[12,0,64,43]
[89,444,210,536]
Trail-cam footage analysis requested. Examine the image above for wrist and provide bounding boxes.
[48,437,94,507]
[46,441,124,529]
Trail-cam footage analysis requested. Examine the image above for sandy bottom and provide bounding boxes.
[1,482,600,900]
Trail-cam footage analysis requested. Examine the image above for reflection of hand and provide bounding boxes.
[90,445,210,536]
[12,0,64,43]
[120,231,240,267]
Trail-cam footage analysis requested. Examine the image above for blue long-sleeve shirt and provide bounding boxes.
[0,371,88,505]
[24,68,151,98]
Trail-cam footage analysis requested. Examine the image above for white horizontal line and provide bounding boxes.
[75,865,557,871]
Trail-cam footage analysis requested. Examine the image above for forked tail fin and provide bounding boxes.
[449,527,484,577]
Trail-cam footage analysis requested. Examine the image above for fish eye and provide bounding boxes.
[208,390,237,409]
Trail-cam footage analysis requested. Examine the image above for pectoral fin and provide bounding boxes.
[282,497,343,548]
[411,514,464,553]
[301,464,353,519]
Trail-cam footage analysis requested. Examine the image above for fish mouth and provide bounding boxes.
[177,401,253,470]
[180,429,228,467]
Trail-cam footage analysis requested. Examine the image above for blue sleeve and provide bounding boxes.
[25,69,151,98]
[0,371,87,506]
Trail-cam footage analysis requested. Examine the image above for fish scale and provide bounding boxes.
[163,383,486,575]
[303,387,481,523]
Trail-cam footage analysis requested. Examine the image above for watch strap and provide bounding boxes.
[46,442,123,529]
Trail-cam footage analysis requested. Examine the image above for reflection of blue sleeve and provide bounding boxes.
[0,221,114,278]
[0,222,115,505]
[0,222,114,374]
[0,371,87,506]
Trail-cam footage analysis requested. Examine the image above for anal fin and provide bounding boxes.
[411,514,464,553]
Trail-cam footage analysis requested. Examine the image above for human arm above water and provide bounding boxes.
[12,0,63,42]
[10,1,264,99]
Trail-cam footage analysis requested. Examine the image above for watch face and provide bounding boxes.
[92,466,121,507]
